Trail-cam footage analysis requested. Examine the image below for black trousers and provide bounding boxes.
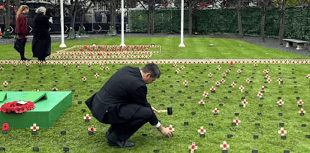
[103,104,156,141]
[18,38,27,59]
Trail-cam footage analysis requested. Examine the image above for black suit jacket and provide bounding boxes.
[85,66,158,125]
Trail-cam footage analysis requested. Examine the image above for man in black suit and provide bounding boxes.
[85,63,173,148]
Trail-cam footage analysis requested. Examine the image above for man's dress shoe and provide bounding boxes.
[106,133,135,148]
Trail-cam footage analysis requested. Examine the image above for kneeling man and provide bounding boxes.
[85,63,173,148]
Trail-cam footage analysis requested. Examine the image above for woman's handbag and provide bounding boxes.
[14,35,21,53]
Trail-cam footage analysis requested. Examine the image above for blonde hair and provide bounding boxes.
[16,5,29,20]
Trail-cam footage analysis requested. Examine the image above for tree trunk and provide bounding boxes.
[147,7,151,34]
[260,1,267,42]
[5,0,10,29]
[189,6,192,36]
[71,11,77,28]
[151,7,154,35]
[279,0,286,45]
[110,1,116,27]
[237,0,243,37]
[148,1,154,34]
[80,11,86,28]
[80,2,93,29]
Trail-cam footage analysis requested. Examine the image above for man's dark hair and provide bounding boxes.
[142,63,161,78]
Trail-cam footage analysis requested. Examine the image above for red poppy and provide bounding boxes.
[2,123,9,131]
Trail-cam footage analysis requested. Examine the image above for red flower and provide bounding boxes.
[2,123,9,131]
[0,101,35,113]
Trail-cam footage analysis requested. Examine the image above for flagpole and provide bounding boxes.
[120,0,125,46]
[59,0,66,47]
[179,0,185,47]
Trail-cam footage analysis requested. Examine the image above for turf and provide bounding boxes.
[0,63,310,153]
[0,36,309,153]
[0,37,309,60]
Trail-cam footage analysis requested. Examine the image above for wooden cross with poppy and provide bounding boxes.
[278,127,287,136]
[213,108,219,114]
[3,81,8,87]
[188,142,198,153]
[198,99,205,105]
[203,91,208,97]
[239,85,244,92]
[277,99,284,105]
[299,108,306,114]
[30,123,39,131]
[233,118,241,126]
[183,80,188,86]
[84,114,91,121]
[231,82,236,87]
[297,99,303,106]
[220,141,230,150]
[210,86,216,92]
[197,126,206,134]
[277,78,282,84]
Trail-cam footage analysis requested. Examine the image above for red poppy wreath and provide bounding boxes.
[0,101,35,113]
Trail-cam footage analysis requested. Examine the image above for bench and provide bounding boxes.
[283,39,309,50]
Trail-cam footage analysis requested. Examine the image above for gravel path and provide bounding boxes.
[1,33,309,57]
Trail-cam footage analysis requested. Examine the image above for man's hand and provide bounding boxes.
[25,36,28,38]
[158,125,173,138]
[152,107,159,115]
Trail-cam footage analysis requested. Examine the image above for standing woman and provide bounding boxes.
[15,5,30,61]
[32,7,52,61]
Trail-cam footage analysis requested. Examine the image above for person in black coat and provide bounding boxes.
[32,7,52,61]
[85,63,173,148]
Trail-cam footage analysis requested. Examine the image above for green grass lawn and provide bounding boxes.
[0,63,310,153]
[0,37,309,153]
[0,37,309,60]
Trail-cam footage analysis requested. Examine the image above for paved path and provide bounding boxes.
[1,33,310,56]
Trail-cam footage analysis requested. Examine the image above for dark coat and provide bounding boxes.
[32,13,52,58]
[85,66,158,125]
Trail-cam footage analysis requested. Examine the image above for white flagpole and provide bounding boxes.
[179,0,185,47]
[120,0,125,46]
[59,0,66,47]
